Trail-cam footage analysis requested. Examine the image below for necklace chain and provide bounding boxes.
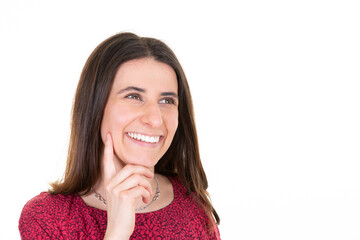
[92,175,160,212]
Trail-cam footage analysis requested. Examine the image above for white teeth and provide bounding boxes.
[128,133,160,143]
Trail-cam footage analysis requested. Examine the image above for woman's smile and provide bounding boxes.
[126,132,162,144]
[125,132,165,149]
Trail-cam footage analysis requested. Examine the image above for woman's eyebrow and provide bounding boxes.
[117,86,178,99]
[161,92,178,99]
[117,86,145,94]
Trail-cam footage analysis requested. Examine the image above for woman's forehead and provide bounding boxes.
[112,58,178,93]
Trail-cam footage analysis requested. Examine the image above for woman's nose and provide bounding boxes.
[140,103,163,128]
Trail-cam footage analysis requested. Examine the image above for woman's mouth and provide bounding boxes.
[127,132,161,143]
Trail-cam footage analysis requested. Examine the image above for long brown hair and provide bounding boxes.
[50,32,220,226]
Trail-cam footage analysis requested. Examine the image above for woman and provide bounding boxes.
[19,32,220,239]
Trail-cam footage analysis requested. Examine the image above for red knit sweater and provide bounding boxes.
[19,177,220,239]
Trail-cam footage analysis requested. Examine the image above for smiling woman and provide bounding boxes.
[18,32,220,239]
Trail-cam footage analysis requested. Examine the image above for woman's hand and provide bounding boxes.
[102,133,154,240]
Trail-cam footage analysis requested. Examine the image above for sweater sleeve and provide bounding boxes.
[19,201,51,239]
[18,193,64,240]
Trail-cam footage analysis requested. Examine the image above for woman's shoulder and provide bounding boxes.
[153,175,221,239]
[166,175,202,212]
[19,192,93,239]
[21,192,78,213]
[19,192,81,226]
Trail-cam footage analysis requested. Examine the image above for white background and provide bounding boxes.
[1,0,360,239]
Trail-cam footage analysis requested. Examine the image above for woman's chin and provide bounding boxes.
[122,157,158,169]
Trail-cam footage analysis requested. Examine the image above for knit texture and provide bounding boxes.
[19,177,220,239]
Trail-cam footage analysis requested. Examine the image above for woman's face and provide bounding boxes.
[101,58,179,168]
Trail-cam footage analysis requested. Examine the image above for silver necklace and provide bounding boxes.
[92,175,160,212]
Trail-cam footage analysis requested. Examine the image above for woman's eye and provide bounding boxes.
[159,98,176,105]
[126,94,142,101]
